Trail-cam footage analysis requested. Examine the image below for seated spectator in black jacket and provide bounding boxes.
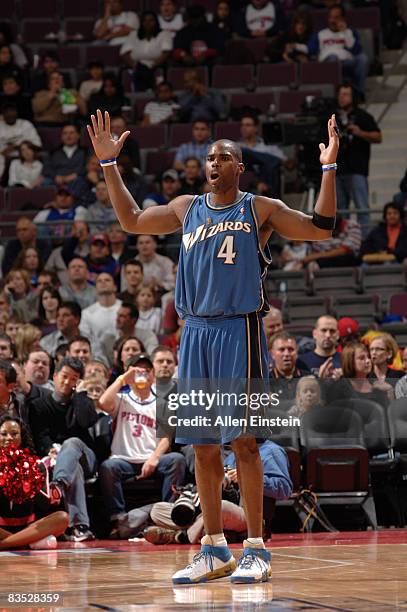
[42,124,87,189]
[88,76,130,118]
[266,10,312,63]
[0,44,24,89]
[29,356,98,542]
[235,0,286,39]
[179,157,206,195]
[269,332,310,400]
[0,360,28,425]
[0,76,32,120]
[173,5,225,66]
[2,217,51,277]
[110,115,140,169]
[178,69,226,123]
[360,202,407,264]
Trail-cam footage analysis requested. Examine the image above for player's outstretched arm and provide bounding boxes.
[87,110,189,234]
[258,114,339,241]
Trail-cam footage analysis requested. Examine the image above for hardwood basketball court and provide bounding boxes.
[1,531,407,610]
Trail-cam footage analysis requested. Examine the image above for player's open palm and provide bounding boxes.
[319,113,340,165]
[87,109,130,161]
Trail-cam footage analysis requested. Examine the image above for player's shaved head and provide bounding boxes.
[209,139,243,162]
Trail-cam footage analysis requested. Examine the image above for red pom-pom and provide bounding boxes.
[0,445,45,504]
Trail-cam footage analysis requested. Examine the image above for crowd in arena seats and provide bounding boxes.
[0,0,407,540]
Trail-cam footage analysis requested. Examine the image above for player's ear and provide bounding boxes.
[238,162,245,174]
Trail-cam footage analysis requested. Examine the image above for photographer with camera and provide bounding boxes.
[334,83,382,235]
[98,353,186,539]
[141,440,292,545]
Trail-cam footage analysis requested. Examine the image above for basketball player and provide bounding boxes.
[87,109,339,584]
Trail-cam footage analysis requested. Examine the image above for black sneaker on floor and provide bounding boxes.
[71,525,95,542]
[59,527,75,542]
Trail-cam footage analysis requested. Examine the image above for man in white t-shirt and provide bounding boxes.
[158,0,184,39]
[136,235,175,292]
[80,272,122,344]
[98,354,186,537]
[94,0,139,46]
[237,0,284,38]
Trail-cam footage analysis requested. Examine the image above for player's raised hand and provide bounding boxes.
[87,109,130,161]
[319,113,340,165]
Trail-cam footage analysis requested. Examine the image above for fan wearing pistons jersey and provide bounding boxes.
[87,109,339,585]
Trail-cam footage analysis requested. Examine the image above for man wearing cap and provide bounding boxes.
[337,317,360,348]
[98,353,186,538]
[33,188,88,239]
[84,233,120,285]
[142,169,181,209]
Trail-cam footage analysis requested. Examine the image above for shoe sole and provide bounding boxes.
[172,559,237,584]
[230,567,272,584]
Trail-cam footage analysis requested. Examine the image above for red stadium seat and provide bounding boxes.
[22,20,61,43]
[38,46,81,69]
[166,66,209,90]
[168,123,193,148]
[20,0,58,18]
[7,187,57,211]
[134,125,167,149]
[63,0,99,18]
[278,90,322,114]
[212,65,255,89]
[145,151,176,176]
[242,38,269,63]
[65,19,95,41]
[0,0,16,19]
[214,121,241,141]
[299,61,341,87]
[230,92,275,115]
[133,97,154,121]
[348,7,381,31]
[85,46,121,68]
[389,293,407,318]
[37,127,63,151]
[257,63,297,88]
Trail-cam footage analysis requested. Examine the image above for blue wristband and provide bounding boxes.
[322,163,338,172]
[100,158,117,166]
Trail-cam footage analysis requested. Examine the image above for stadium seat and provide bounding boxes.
[85,46,121,68]
[133,96,154,121]
[0,0,16,19]
[230,92,275,115]
[212,65,255,90]
[134,125,167,149]
[21,0,58,18]
[389,293,407,317]
[168,123,192,148]
[308,266,362,296]
[242,38,269,63]
[145,150,176,176]
[22,20,61,43]
[38,46,82,69]
[300,405,377,528]
[65,19,95,41]
[299,61,341,88]
[379,322,407,347]
[348,7,381,32]
[166,66,209,90]
[63,0,99,18]
[388,399,407,454]
[361,264,407,296]
[287,296,331,326]
[266,269,309,299]
[331,294,381,325]
[0,188,5,211]
[257,63,297,88]
[278,90,322,114]
[239,170,257,192]
[37,127,63,151]
[214,121,240,141]
[7,187,57,211]
[267,408,301,491]
[122,0,145,10]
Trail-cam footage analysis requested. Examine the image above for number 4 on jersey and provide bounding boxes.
[217,235,236,264]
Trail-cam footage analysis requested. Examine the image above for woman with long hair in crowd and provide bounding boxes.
[8,141,43,188]
[31,286,61,337]
[14,324,42,364]
[369,333,404,385]
[0,415,68,550]
[13,247,43,289]
[135,283,162,335]
[3,269,36,322]
[108,336,146,385]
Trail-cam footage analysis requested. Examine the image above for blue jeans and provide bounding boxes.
[336,173,370,235]
[99,453,186,520]
[324,53,369,92]
[53,437,98,527]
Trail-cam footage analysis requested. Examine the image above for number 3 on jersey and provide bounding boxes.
[217,235,236,265]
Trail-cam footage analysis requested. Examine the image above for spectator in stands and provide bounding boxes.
[308,5,369,93]
[152,345,176,383]
[0,334,14,360]
[158,0,184,38]
[42,124,86,189]
[87,180,117,232]
[117,154,149,203]
[141,81,180,126]
[266,10,312,63]
[82,374,108,413]
[30,356,98,542]
[100,303,159,366]
[369,334,404,385]
[135,284,162,335]
[31,51,65,93]
[14,324,42,363]
[45,221,91,286]
[85,359,109,382]
[2,217,50,277]
[110,116,141,169]
[393,167,407,208]
[107,223,133,282]
[235,0,286,38]
[337,316,360,348]
[213,1,234,40]
[179,157,205,195]
[0,361,29,425]
[78,61,105,102]
[35,271,60,293]
[0,294,12,320]
[98,353,186,537]
[8,141,43,188]
[0,23,28,70]
[32,72,86,126]
[0,76,32,120]
[67,336,92,367]
[94,0,140,46]
[13,247,43,288]
[263,307,284,350]
[173,5,225,66]
[301,315,341,375]
[31,286,61,337]
[88,76,130,119]
[114,336,146,378]
[4,269,37,323]
[281,240,309,271]
[178,68,226,123]
[5,316,23,343]
[40,301,81,358]
[84,233,120,285]
[23,349,52,389]
[0,44,24,89]
[269,332,310,400]
[121,11,173,92]
[142,169,181,208]
[360,202,407,264]
[80,272,122,343]
[70,154,103,206]
[288,375,322,417]
[135,235,175,293]
[33,187,88,240]
[174,119,212,172]
[0,104,41,166]
[118,260,144,304]
[300,213,361,269]
[59,258,96,310]
[238,113,285,196]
